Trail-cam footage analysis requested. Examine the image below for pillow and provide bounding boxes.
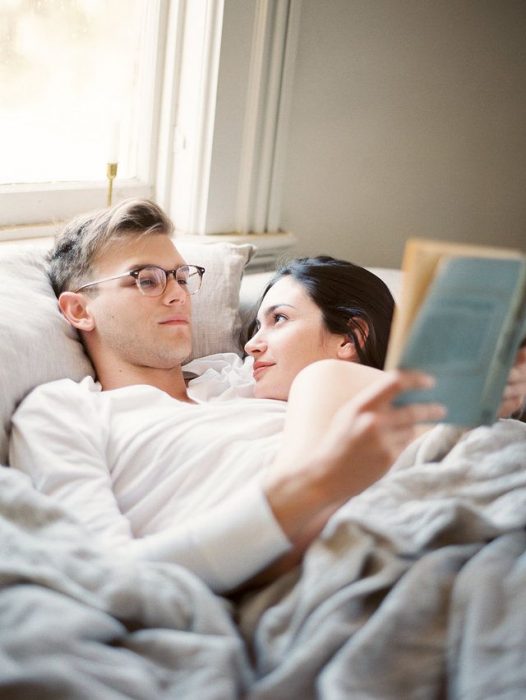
[176,240,255,360]
[0,240,254,465]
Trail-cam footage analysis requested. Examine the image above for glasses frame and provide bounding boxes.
[74,264,206,296]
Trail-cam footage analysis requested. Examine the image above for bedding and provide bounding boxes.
[2,237,523,696]
[2,418,526,698]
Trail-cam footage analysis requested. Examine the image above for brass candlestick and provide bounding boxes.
[106,162,118,206]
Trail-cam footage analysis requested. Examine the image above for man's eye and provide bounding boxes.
[139,277,157,288]
[138,274,162,289]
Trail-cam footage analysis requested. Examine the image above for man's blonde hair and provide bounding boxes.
[48,198,174,296]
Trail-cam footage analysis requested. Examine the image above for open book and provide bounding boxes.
[385,238,526,427]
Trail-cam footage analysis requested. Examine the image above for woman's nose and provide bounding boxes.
[244,330,266,356]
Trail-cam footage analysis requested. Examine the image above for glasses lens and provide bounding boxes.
[177,265,202,295]
[137,267,166,296]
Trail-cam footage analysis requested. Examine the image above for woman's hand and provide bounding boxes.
[498,345,526,419]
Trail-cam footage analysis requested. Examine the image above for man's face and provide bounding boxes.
[81,234,193,370]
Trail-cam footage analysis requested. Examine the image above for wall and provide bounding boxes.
[280,0,526,267]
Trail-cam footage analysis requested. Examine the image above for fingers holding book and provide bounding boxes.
[348,368,447,452]
[498,345,526,419]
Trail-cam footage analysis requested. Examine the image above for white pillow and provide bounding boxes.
[0,240,254,465]
[177,240,255,360]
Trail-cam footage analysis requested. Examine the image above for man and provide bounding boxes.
[9,199,526,593]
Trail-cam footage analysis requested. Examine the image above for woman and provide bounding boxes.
[238,255,526,580]
[244,256,393,393]
[238,257,445,573]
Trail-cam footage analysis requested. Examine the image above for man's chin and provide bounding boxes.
[150,343,193,369]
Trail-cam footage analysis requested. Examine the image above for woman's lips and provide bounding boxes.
[253,361,274,379]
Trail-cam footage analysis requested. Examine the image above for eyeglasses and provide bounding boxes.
[75,264,206,297]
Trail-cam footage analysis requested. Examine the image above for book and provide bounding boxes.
[385,238,526,427]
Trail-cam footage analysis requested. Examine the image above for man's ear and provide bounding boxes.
[336,318,369,361]
[58,292,95,332]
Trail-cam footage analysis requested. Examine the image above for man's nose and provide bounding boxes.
[163,273,187,303]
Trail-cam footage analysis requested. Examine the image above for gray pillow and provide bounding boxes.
[0,240,254,465]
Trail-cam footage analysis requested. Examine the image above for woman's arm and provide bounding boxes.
[260,362,445,569]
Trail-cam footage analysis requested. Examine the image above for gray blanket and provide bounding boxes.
[1,420,526,699]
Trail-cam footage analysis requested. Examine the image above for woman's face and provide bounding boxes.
[244,276,355,400]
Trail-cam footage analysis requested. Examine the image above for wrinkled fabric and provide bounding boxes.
[238,420,526,699]
[0,467,251,699]
[1,419,526,699]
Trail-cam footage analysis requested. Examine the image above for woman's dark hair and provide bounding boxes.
[244,256,395,369]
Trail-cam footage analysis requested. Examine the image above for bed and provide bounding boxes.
[1,241,526,699]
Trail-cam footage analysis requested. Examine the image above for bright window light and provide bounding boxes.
[0,0,153,185]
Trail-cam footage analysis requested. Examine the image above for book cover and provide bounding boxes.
[386,239,526,427]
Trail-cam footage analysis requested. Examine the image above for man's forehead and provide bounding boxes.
[96,234,185,270]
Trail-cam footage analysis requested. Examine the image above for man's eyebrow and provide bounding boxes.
[124,262,183,271]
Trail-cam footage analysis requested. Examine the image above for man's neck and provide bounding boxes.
[95,363,193,402]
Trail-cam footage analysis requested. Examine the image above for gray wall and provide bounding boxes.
[281,0,526,267]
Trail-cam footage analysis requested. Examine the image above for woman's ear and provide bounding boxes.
[336,318,369,361]
[336,337,360,361]
[58,292,96,332]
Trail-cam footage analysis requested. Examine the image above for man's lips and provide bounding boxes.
[253,361,274,379]
[159,316,190,326]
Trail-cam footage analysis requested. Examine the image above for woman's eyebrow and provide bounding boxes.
[259,303,295,320]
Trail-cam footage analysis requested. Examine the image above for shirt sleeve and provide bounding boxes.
[9,378,135,545]
[9,379,291,593]
[130,479,290,592]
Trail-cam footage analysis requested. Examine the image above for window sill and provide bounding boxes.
[0,179,152,232]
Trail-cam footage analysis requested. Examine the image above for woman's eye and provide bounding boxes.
[273,313,287,324]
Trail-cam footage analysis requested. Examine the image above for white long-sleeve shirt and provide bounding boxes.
[9,354,291,593]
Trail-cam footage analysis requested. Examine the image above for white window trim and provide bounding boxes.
[158,0,225,236]
[236,0,302,234]
[158,0,302,238]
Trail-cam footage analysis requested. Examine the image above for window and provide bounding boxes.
[0,0,165,235]
[0,0,301,251]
